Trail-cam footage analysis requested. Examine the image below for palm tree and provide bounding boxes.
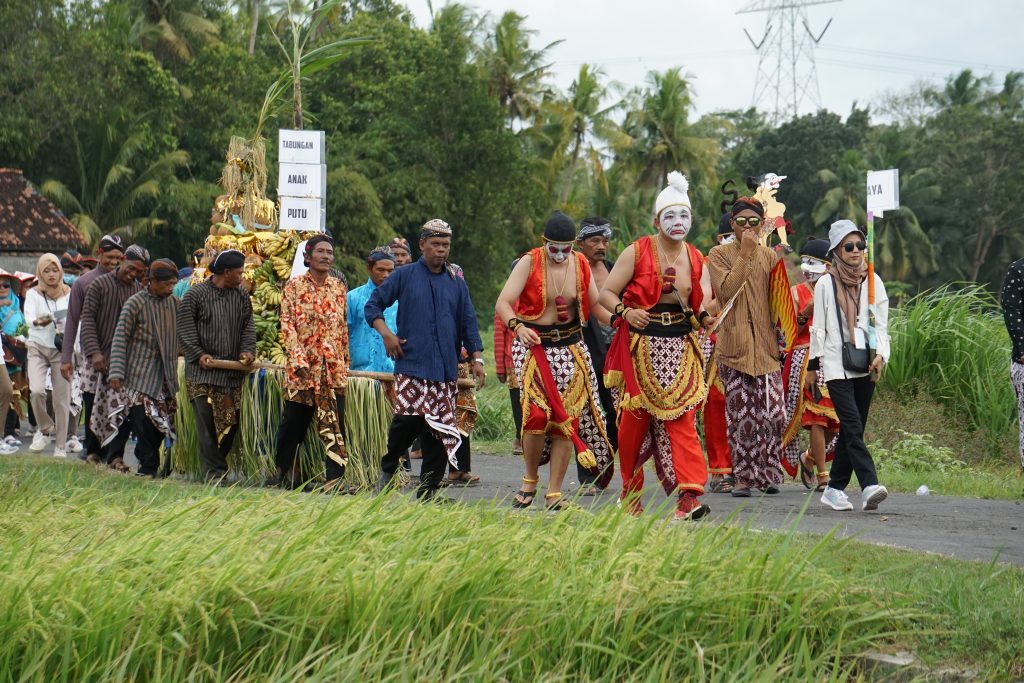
[812,148,867,228]
[617,68,718,192]
[41,111,189,249]
[925,69,991,109]
[480,11,562,125]
[547,65,619,204]
[132,0,220,64]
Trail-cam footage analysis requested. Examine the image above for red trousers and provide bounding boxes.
[703,384,732,474]
[618,407,706,495]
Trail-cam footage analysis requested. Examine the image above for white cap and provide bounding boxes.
[827,219,865,255]
[654,171,691,217]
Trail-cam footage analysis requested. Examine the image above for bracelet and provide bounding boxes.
[506,317,520,331]
[797,315,808,325]
[698,310,710,323]
[614,303,626,316]
[472,358,484,365]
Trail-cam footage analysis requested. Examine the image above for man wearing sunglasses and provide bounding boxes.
[496,211,614,511]
[600,172,716,521]
[707,196,786,497]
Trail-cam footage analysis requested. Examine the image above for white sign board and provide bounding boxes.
[278,129,325,165]
[279,196,326,232]
[278,162,327,199]
[289,240,309,279]
[866,169,900,216]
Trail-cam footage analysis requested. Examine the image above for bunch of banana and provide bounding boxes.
[254,282,282,307]
[255,340,288,365]
[269,256,293,280]
[260,232,292,258]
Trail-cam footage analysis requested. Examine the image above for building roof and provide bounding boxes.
[0,168,87,254]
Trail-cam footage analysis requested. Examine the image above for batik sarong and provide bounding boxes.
[187,380,243,446]
[92,381,176,447]
[1012,361,1024,469]
[286,384,346,467]
[718,364,785,489]
[511,338,614,485]
[781,346,840,477]
[394,373,461,466]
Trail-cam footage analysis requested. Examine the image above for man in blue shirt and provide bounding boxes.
[365,218,486,500]
[347,247,398,373]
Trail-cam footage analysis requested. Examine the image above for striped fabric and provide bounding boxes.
[177,280,256,388]
[707,241,782,377]
[61,266,106,365]
[108,291,179,398]
[769,259,798,353]
[79,271,142,359]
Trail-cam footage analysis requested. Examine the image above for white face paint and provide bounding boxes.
[800,257,827,282]
[658,206,691,242]
[719,234,736,245]
[546,242,573,264]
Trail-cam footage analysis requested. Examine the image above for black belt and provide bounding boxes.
[631,304,694,338]
[525,322,582,348]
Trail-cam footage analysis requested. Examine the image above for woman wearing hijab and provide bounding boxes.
[0,270,26,455]
[22,254,73,457]
[807,220,890,512]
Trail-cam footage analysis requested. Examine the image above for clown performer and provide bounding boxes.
[495,211,615,511]
[781,238,840,491]
[600,172,715,521]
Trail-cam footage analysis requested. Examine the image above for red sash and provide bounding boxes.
[529,344,597,470]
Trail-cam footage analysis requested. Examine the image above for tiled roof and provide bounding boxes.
[0,168,87,253]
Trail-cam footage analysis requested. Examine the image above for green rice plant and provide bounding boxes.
[341,376,392,490]
[883,285,1016,440]
[0,458,938,681]
[237,368,285,478]
[472,380,515,442]
[170,360,202,479]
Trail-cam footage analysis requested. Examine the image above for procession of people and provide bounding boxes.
[0,170,906,516]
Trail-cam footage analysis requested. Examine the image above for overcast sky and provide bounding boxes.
[401,0,1024,119]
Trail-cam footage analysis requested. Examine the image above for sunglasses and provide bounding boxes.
[733,216,762,228]
[843,241,867,253]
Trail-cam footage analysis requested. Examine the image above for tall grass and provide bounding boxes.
[883,285,1016,439]
[0,460,906,681]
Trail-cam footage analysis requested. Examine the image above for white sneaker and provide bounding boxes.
[862,484,888,511]
[820,485,854,511]
[53,447,67,459]
[0,442,17,455]
[66,436,83,453]
[29,431,49,452]
[3,435,21,447]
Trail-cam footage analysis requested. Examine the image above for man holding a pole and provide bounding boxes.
[365,219,485,502]
[269,235,350,492]
[177,249,256,483]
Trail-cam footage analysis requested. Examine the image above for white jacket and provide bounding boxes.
[23,288,69,350]
[809,272,891,382]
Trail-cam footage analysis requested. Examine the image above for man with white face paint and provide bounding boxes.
[600,172,716,521]
[496,211,614,511]
[781,238,839,491]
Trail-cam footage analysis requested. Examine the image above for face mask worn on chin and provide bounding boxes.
[800,258,827,282]
[659,207,691,242]
[720,234,736,245]
[547,243,572,264]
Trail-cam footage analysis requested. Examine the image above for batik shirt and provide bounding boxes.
[280,272,349,395]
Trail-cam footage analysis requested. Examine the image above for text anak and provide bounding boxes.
[287,174,308,184]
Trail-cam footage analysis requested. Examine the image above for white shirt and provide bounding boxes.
[809,272,891,382]
[23,287,69,350]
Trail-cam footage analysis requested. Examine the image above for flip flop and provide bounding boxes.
[445,472,480,487]
[799,451,814,490]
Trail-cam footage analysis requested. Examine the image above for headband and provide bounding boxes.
[730,196,765,218]
[420,219,452,240]
[124,245,151,264]
[149,259,179,282]
[577,222,612,240]
[210,249,245,274]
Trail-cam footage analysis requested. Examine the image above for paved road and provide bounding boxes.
[444,453,1024,565]
[16,442,1024,565]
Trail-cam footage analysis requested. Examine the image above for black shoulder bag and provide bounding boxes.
[831,276,870,373]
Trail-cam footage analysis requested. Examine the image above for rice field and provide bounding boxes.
[1,458,1021,681]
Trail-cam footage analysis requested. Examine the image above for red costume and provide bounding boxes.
[604,236,708,501]
[701,336,732,475]
[781,281,839,476]
[512,248,613,485]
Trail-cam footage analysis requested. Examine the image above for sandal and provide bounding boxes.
[814,471,830,493]
[512,476,538,509]
[544,492,579,512]
[446,472,481,487]
[799,451,814,490]
[109,458,131,474]
[710,474,735,494]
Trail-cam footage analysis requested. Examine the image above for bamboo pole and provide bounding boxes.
[205,359,477,388]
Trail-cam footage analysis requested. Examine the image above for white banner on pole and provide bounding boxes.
[278,163,327,199]
[866,169,900,216]
[279,196,326,232]
[278,129,325,165]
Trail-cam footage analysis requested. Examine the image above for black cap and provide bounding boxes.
[800,238,830,261]
[717,213,733,236]
[544,211,576,242]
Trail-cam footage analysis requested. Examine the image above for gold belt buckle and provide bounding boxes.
[551,328,563,342]
[658,311,673,326]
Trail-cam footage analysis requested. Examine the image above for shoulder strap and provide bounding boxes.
[830,275,847,343]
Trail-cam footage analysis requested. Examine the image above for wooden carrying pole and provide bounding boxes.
[205,359,477,389]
